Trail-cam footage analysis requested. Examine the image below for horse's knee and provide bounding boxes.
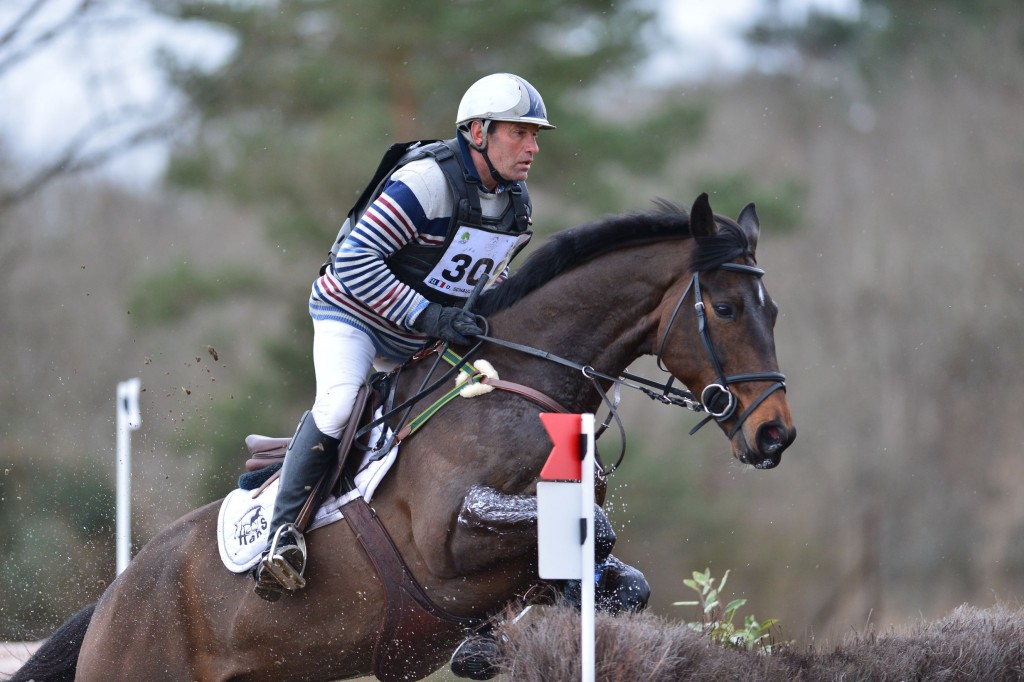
[596,556,650,614]
[450,485,540,574]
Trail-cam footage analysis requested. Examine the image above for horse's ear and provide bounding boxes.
[690,193,715,238]
[738,202,760,252]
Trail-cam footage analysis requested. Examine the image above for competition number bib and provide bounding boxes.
[423,227,522,298]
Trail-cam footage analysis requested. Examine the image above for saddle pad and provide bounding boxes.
[217,438,399,573]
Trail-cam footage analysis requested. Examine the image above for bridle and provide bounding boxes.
[656,261,787,437]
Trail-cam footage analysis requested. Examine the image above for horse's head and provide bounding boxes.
[655,193,795,469]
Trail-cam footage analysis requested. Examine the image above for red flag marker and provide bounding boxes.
[539,413,582,481]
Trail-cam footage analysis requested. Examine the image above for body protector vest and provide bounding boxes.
[323,138,533,308]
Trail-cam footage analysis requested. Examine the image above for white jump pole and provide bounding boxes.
[116,378,141,575]
[580,413,596,682]
[536,412,596,682]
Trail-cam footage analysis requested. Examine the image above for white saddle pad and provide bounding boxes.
[217,438,398,573]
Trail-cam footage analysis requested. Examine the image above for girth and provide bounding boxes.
[340,496,482,682]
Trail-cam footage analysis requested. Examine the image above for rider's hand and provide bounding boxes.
[413,303,484,346]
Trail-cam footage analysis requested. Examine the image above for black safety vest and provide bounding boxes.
[322,138,532,306]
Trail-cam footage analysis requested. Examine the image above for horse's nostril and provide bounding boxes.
[757,422,791,456]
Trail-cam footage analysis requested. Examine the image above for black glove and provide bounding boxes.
[412,303,484,346]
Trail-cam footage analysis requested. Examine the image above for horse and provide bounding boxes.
[12,193,795,682]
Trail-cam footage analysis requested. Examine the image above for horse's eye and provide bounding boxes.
[713,303,736,319]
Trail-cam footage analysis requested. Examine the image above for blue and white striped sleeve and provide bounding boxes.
[333,162,450,328]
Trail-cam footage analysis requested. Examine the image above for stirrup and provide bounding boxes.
[260,524,307,592]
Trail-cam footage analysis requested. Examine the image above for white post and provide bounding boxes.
[580,413,596,682]
[536,412,597,681]
[116,378,141,575]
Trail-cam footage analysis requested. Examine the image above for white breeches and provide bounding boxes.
[310,319,394,439]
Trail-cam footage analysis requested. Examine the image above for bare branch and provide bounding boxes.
[0,0,50,49]
[0,116,179,212]
[0,0,93,79]
[0,2,187,213]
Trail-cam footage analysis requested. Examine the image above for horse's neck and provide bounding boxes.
[492,242,686,411]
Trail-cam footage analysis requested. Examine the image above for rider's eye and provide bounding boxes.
[713,303,736,319]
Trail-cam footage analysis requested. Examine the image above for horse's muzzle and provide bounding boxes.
[741,421,795,469]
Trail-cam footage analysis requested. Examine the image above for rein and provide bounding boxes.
[358,259,786,472]
[475,259,787,466]
[353,342,482,457]
[475,332,705,412]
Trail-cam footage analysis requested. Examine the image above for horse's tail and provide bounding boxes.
[7,602,95,682]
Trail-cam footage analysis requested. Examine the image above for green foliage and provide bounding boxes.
[173,302,316,500]
[127,261,264,326]
[697,173,805,235]
[177,375,288,500]
[675,568,783,653]
[746,7,872,62]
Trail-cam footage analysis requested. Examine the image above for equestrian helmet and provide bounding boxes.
[456,73,555,131]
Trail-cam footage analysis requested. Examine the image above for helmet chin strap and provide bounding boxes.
[465,120,511,187]
[481,150,510,186]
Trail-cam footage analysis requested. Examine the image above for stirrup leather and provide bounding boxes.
[260,524,307,591]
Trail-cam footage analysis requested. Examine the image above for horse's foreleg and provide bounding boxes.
[451,485,615,574]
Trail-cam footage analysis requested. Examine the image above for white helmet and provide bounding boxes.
[456,73,555,131]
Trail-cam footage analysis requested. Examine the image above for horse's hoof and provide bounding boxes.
[450,635,501,680]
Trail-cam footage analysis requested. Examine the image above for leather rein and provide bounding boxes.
[359,259,786,471]
[477,260,786,453]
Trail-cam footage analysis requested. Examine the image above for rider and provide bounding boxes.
[253,73,555,600]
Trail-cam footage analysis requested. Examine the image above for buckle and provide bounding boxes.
[700,383,736,420]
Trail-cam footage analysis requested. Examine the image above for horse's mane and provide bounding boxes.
[477,200,750,315]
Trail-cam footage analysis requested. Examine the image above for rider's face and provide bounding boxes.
[472,121,541,188]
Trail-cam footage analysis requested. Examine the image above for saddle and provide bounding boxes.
[241,380,483,682]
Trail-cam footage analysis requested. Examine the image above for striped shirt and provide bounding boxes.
[310,148,515,362]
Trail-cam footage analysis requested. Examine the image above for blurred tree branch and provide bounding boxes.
[0,112,178,212]
[0,0,180,213]
[0,0,89,78]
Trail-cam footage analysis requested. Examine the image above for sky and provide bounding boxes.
[0,0,858,187]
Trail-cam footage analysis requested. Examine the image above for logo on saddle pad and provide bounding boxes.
[234,505,269,547]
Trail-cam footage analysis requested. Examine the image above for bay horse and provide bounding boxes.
[13,193,794,682]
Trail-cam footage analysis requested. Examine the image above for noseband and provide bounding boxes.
[656,262,787,437]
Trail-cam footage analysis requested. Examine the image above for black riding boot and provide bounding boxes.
[253,411,339,601]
